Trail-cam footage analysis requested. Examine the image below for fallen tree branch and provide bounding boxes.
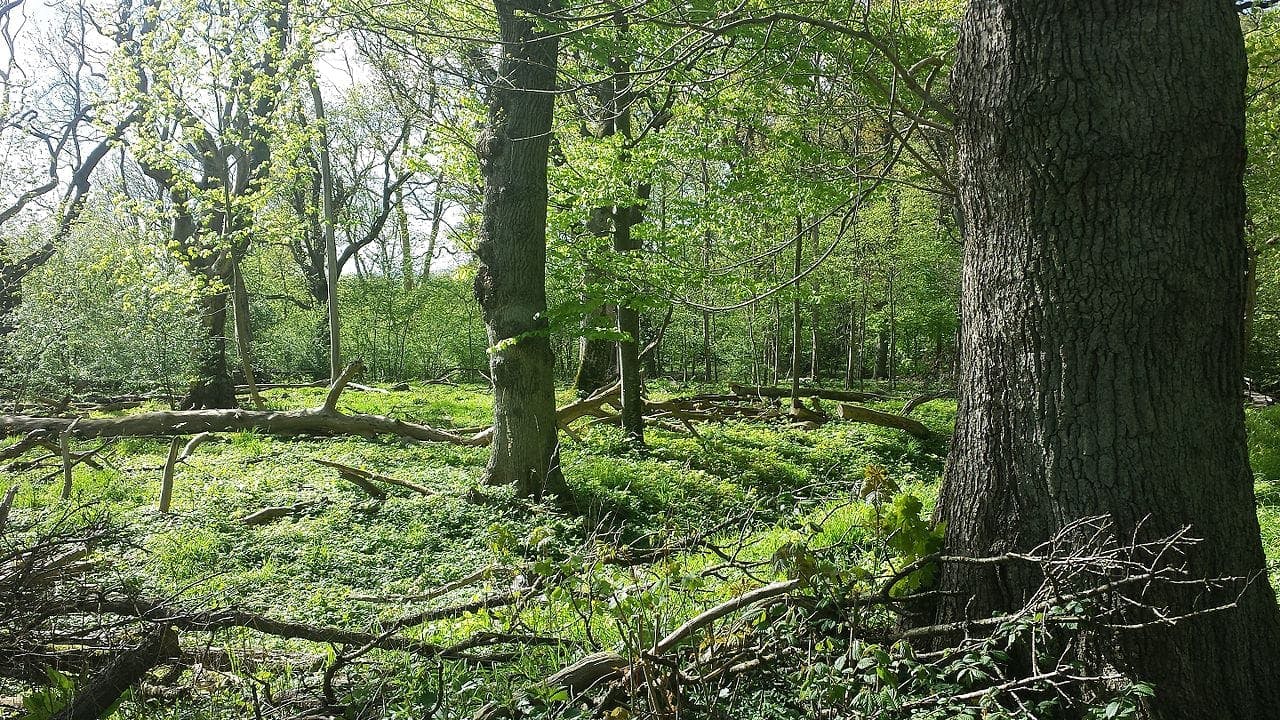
[241,502,315,525]
[178,432,216,463]
[323,362,364,413]
[390,590,522,629]
[59,420,78,500]
[0,485,17,535]
[77,597,452,659]
[349,566,493,604]
[2,363,488,447]
[730,384,886,403]
[235,380,326,393]
[0,406,486,447]
[158,438,181,513]
[312,458,434,497]
[900,388,955,416]
[837,403,932,439]
[51,625,178,720]
[654,578,804,654]
[0,429,52,462]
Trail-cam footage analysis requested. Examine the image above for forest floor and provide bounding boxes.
[4,383,1280,718]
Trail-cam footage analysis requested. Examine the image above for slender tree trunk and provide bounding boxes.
[790,216,803,411]
[771,292,781,386]
[749,302,760,386]
[474,0,566,500]
[396,184,414,293]
[422,190,444,281]
[311,72,341,384]
[612,40,646,445]
[933,3,1280,718]
[615,215,644,445]
[574,83,619,397]
[809,219,820,384]
[873,329,888,380]
[1245,241,1258,370]
[886,268,897,390]
[230,261,265,410]
[887,191,900,390]
[844,301,855,389]
[701,311,713,382]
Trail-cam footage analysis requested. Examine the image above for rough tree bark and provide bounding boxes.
[572,300,617,394]
[473,0,568,500]
[933,2,1280,717]
[184,276,236,410]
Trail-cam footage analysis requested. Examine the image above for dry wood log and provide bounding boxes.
[71,400,143,412]
[900,388,956,416]
[837,403,932,439]
[473,651,628,720]
[0,429,52,462]
[0,409,485,445]
[158,438,181,513]
[476,579,803,720]
[24,548,96,586]
[654,579,803,654]
[178,432,216,462]
[3,368,638,450]
[241,502,316,525]
[0,485,17,535]
[4,441,109,474]
[58,421,76,500]
[320,462,388,501]
[349,566,492,604]
[559,383,622,424]
[37,439,106,470]
[731,384,886,402]
[313,458,433,497]
[235,380,327,393]
[390,590,521,629]
[77,597,459,659]
[50,625,179,720]
[548,651,629,694]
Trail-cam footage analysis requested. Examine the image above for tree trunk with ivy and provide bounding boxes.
[933,2,1280,717]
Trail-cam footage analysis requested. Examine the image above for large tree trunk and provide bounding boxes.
[573,305,617,394]
[473,0,566,500]
[933,3,1280,718]
[181,282,237,410]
